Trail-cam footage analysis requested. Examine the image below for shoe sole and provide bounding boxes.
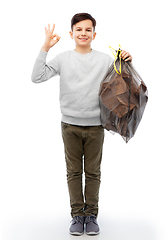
[69,231,84,236]
[86,231,100,235]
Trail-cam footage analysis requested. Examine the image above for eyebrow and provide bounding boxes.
[76,27,92,29]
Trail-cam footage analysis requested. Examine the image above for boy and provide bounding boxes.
[31,13,132,236]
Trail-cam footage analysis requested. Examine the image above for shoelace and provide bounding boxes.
[85,215,97,225]
[71,216,84,225]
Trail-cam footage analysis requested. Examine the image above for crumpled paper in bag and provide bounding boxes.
[99,48,148,143]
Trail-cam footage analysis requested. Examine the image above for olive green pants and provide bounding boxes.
[61,122,104,218]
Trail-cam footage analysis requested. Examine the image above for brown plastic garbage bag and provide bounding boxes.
[99,47,148,143]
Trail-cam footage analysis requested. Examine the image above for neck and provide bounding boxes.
[75,45,92,54]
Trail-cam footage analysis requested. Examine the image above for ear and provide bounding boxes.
[92,32,97,40]
[69,31,73,39]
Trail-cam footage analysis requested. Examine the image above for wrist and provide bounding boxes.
[41,45,50,52]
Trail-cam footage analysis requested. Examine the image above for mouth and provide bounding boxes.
[78,38,88,41]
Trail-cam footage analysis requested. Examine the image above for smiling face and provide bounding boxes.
[69,19,96,53]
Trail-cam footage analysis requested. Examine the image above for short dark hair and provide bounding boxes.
[71,13,96,31]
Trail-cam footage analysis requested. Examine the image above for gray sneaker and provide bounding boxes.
[85,215,100,235]
[69,216,85,235]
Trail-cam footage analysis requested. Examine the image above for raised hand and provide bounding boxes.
[41,24,61,52]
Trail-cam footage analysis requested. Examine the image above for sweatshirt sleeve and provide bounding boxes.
[109,56,114,66]
[31,50,60,83]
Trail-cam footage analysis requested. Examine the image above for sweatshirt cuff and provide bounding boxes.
[37,50,48,61]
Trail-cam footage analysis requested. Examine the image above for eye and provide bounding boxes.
[87,29,92,32]
[76,29,81,31]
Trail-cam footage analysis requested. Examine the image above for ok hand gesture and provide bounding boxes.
[41,24,61,52]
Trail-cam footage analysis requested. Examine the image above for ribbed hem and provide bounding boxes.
[62,115,101,126]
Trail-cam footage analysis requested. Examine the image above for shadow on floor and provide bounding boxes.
[3,214,157,240]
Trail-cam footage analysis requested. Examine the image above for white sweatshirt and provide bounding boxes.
[31,49,113,126]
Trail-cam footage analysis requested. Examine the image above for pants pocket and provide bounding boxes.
[61,122,70,130]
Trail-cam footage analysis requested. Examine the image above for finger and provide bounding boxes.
[52,33,61,41]
[121,50,125,55]
[121,51,129,59]
[51,23,55,33]
[48,24,50,31]
[52,33,57,37]
[125,56,132,62]
[53,33,60,39]
[52,33,58,39]
[55,36,61,43]
[121,50,128,56]
[122,53,131,61]
[56,36,61,42]
[120,50,126,57]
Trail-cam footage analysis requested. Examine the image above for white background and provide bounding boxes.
[1,0,166,239]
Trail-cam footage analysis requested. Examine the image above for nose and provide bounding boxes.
[81,29,86,36]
